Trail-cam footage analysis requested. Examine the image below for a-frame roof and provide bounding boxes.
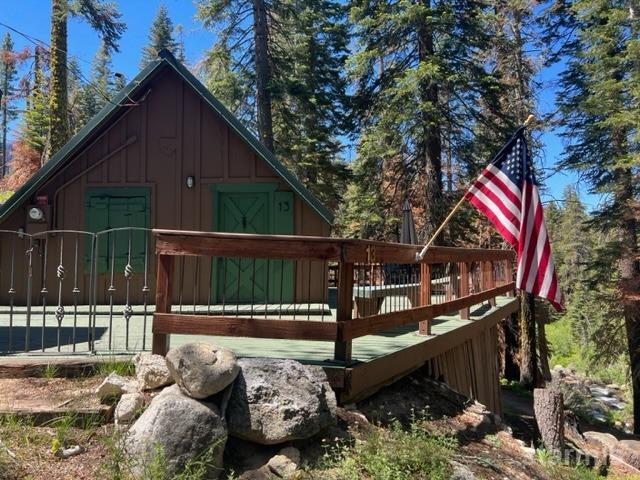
[0,49,333,225]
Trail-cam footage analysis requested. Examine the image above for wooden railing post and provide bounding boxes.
[152,253,174,355]
[482,260,496,307]
[334,261,354,363]
[459,262,470,319]
[505,258,515,296]
[418,263,431,335]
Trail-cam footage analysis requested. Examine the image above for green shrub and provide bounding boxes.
[313,419,455,480]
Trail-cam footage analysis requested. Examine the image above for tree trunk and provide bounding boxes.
[533,388,564,456]
[417,0,443,241]
[519,291,538,389]
[48,0,69,158]
[1,66,8,177]
[536,299,552,383]
[619,173,640,434]
[502,311,521,381]
[252,0,274,152]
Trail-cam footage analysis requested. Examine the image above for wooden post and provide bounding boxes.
[505,258,515,296]
[459,262,470,320]
[483,260,496,307]
[334,262,354,362]
[533,388,564,457]
[418,263,431,335]
[152,254,174,355]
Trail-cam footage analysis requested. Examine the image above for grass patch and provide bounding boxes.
[305,418,455,480]
[535,448,618,480]
[94,356,135,377]
[39,364,59,379]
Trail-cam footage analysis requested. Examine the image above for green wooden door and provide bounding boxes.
[217,191,270,303]
[213,186,294,304]
[85,188,150,272]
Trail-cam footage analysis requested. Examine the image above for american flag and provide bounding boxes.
[464,129,563,311]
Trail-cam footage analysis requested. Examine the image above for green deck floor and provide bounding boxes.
[168,296,515,366]
[0,296,516,362]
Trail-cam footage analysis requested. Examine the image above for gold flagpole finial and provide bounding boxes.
[523,114,535,128]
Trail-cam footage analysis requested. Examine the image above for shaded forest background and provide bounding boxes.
[0,0,638,430]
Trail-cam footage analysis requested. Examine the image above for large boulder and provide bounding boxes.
[613,440,640,471]
[126,387,227,478]
[95,372,138,402]
[165,342,240,399]
[134,353,173,390]
[584,431,618,452]
[227,358,336,445]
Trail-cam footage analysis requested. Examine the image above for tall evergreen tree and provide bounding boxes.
[174,24,186,63]
[23,46,49,160]
[78,41,116,128]
[196,0,351,209]
[549,0,640,432]
[47,0,125,158]
[140,4,180,68]
[270,0,351,209]
[347,0,503,240]
[67,57,84,134]
[0,33,18,177]
[196,0,276,150]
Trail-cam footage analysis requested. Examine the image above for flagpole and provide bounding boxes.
[416,115,535,261]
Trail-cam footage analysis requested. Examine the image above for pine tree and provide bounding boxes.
[174,24,186,63]
[269,0,351,210]
[22,46,49,159]
[140,4,180,68]
[196,0,279,151]
[48,0,68,158]
[196,0,352,209]
[0,33,18,177]
[47,0,125,158]
[347,0,503,240]
[67,57,84,134]
[78,41,116,127]
[549,0,640,432]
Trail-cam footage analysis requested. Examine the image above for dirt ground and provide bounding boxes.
[0,377,103,411]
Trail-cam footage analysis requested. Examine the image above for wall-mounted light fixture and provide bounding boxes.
[186,175,195,189]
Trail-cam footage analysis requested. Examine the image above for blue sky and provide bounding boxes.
[0,0,598,210]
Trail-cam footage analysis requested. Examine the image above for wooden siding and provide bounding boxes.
[0,68,329,305]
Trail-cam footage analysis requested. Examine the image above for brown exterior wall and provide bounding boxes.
[0,68,330,306]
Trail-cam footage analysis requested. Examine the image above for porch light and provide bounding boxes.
[186,175,195,189]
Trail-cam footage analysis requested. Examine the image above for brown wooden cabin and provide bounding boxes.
[0,50,332,306]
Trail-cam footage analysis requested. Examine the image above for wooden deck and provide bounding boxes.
[152,230,519,412]
[162,295,517,409]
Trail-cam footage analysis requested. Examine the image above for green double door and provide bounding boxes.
[213,186,294,304]
[85,188,150,272]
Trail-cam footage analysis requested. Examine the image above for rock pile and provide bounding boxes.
[96,343,337,479]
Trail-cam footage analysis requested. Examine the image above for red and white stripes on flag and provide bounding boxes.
[464,130,563,311]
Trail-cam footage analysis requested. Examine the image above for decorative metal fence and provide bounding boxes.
[0,228,154,355]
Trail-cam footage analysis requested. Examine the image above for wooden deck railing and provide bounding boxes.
[151,229,516,362]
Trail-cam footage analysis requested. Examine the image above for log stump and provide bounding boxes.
[533,388,564,457]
